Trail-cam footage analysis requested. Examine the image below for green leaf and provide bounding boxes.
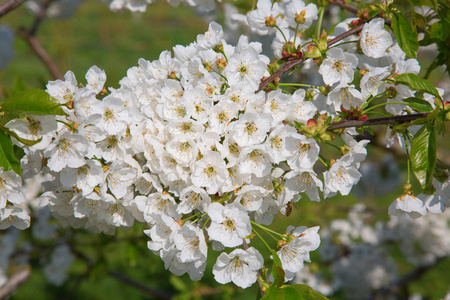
[413,12,428,30]
[393,0,415,24]
[403,97,433,112]
[13,145,25,163]
[283,284,329,300]
[0,89,66,116]
[261,287,285,300]
[394,73,442,100]
[0,131,21,175]
[271,250,285,288]
[410,123,436,189]
[391,13,419,58]
[410,0,437,9]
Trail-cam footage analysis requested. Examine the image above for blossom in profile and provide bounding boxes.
[207,202,251,247]
[277,226,321,275]
[213,247,264,288]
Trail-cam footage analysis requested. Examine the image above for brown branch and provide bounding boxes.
[18,29,64,80]
[256,21,368,92]
[29,0,53,36]
[108,271,174,299]
[328,0,358,15]
[327,113,430,131]
[14,0,63,80]
[0,0,25,18]
[0,268,31,299]
[327,21,367,47]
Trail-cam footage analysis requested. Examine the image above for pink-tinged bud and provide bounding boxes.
[350,19,362,28]
[307,119,317,128]
[295,51,303,58]
[444,101,450,109]
[281,50,290,59]
[360,115,368,120]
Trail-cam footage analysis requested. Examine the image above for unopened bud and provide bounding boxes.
[281,50,290,59]
[357,10,370,21]
[307,119,317,128]
[360,114,368,120]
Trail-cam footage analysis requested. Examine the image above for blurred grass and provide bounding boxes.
[0,1,208,89]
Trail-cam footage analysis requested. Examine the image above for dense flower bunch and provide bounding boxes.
[1,0,449,292]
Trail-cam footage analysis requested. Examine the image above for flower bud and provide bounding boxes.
[307,119,317,129]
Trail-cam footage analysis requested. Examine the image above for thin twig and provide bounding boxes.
[29,0,52,36]
[18,29,64,80]
[0,268,31,299]
[327,113,430,131]
[108,271,174,299]
[327,21,366,47]
[16,0,63,80]
[329,0,358,15]
[256,21,367,92]
[0,0,25,18]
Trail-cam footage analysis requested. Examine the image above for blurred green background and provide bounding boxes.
[1,1,450,299]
